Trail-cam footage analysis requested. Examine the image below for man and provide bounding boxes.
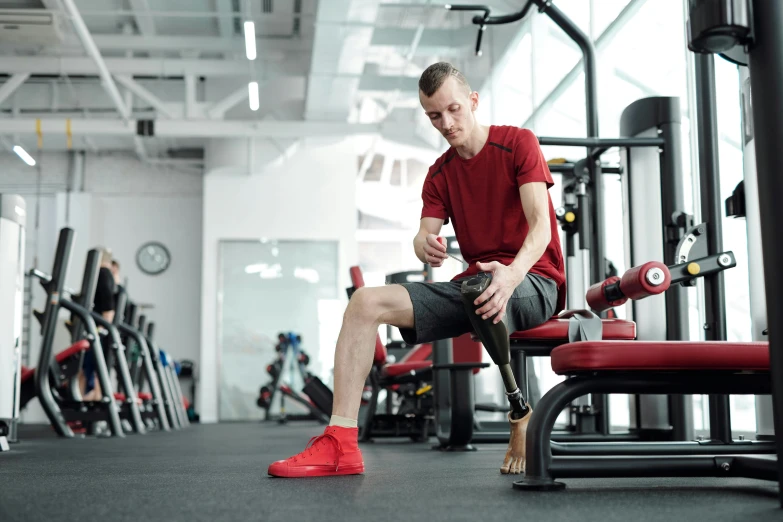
[268,62,565,478]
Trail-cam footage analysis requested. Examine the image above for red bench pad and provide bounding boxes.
[20,366,34,383]
[137,392,153,400]
[19,340,91,383]
[382,360,432,378]
[56,340,91,361]
[511,318,635,341]
[552,341,770,374]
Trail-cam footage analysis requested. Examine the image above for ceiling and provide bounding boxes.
[0,0,527,162]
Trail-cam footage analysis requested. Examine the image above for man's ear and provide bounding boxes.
[471,90,479,111]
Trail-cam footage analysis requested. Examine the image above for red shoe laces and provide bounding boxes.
[291,432,345,468]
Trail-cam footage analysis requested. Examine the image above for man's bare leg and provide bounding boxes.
[331,285,414,421]
[268,284,414,478]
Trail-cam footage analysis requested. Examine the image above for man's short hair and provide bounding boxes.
[111,260,120,269]
[418,62,472,98]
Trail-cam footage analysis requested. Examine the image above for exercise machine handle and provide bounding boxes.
[445,1,536,55]
[586,261,670,312]
[585,275,626,312]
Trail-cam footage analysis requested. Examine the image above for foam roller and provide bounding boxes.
[586,276,626,312]
[619,261,671,300]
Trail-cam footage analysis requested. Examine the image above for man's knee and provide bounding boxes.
[345,287,383,323]
[345,285,411,326]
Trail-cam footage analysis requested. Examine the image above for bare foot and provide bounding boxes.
[83,390,101,402]
[501,406,532,475]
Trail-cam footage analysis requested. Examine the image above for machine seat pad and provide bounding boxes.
[19,340,91,383]
[382,360,432,378]
[552,341,770,374]
[511,317,635,341]
[56,340,91,362]
[20,366,35,383]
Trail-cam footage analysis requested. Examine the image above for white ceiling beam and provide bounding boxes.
[39,0,63,11]
[0,118,397,139]
[0,35,307,55]
[214,0,236,39]
[207,85,250,119]
[0,74,30,108]
[305,0,381,121]
[89,35,303,55]
[358,74,418,92]
[114,75,177,119]
[370,27,475,49]
[0,56,250,77]
[128,0,156,36]
[61,0,130,122]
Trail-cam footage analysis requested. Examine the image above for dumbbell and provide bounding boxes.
[257,385,272,409]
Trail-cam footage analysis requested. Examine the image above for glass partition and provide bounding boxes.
[218,239,340,421]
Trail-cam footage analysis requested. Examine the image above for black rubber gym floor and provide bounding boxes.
[0,422,780,522]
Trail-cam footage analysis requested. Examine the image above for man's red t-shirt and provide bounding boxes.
[420,125,567,314]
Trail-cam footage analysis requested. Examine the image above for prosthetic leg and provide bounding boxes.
[461,273,531,474]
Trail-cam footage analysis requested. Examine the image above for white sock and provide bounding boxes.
[329,415,358,428]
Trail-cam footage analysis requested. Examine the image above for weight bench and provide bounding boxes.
[19,340,91,409]
[514,340,775,490]
[509,315,636,435]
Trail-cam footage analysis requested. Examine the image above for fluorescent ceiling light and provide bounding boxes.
[244,21,256,60]
[249,81,259,111]
[245,263,267,274]
[13,145,35,166]
[294,267,320,284]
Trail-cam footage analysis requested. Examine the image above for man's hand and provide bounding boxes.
[473,261,527,324]
[423,234,448,267]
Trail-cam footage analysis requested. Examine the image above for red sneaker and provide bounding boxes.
[267,426,364,478]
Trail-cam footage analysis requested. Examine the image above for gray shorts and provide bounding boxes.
[398,273,558,345]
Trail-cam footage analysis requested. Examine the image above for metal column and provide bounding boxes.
[747,0,783,504]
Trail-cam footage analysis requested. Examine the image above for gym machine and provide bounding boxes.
[139,316,183,429]
[688,0,783,501]
[0,194,26,451]
[114,289,171,430]
[446,0,698,440]
[719,30,774,445]
[505,0,783,494]
[31,229,124,437]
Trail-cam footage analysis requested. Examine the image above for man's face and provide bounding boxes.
[420,76,478,148]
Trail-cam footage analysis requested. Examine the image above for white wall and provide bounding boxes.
[200,137,358,423]
[89,195,202,363]
[1,151,203,421]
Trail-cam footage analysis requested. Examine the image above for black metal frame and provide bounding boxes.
[32,229,124,438]
[141,325,181,429]
[88,311,145,434]
[116,294,174,430]
[514,370,775,490]
[745,0,783,504]
[360,362,434,442]
[152,327,190,428]
[115,313,171,431]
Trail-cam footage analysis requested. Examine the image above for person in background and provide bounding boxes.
[79,247,117,401]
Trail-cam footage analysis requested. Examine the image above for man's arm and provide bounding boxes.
[509,181,552,280]
[413,217,446,266]
[473,181,552,323]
